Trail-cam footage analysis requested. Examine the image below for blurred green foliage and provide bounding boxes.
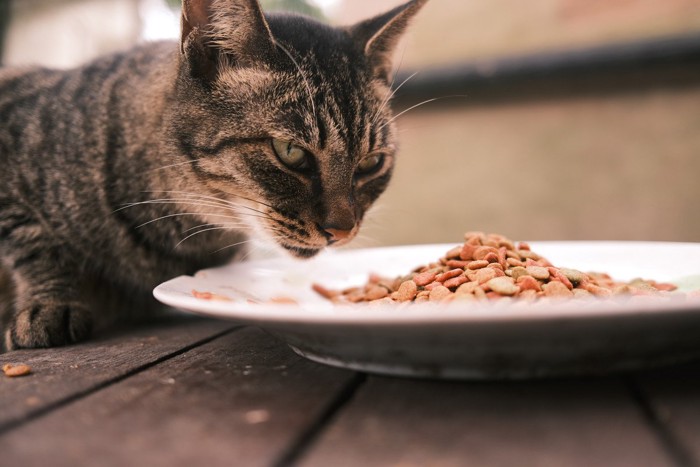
[164,0,323,19]
[262,0,323,18]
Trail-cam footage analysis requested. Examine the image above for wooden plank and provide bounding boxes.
[0,327,357,467]
[0,314,233,431]
[300,376,675,467]
[635,362,700,466]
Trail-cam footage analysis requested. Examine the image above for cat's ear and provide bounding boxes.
[180,0,276,78]
[350,0,428,83]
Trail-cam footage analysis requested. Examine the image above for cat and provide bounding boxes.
[0,0,428,350]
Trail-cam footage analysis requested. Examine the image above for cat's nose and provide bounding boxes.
[322,227,353,244]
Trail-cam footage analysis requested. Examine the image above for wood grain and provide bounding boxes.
[636,362,700,466]
[0,327,356,467]
[300,376,675,467]
[0,314,234,431]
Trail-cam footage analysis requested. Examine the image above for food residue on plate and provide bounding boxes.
[191,290,234,302]
[191,289,298,305]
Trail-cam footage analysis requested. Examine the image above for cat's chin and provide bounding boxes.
[280,244,323,259]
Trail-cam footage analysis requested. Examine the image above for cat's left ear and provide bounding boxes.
[180,0,276,77]
[350,0,429,83]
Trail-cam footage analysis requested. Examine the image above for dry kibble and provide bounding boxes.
[455,281,480,295]
[549,268,574,290]
[525,266,550,280]
[473,246,499,261]
[560,268,587,286]
[437,269,464,282]
[414,270,438,287]
[506,257,525,268]
[429,285,452,302]
[487,263,505,272]
[313,231,692,305]
[474,267,497,284]
[482,252,499,263]
[3,363,32,377]
[445,246,462,259]
[510,266,529,281]
[396,280,418,302]
[487,277,519,296]
[460,243,478,261]
[585,283,613,297]
[573,288,593,298]
[443,275,469,289]
[516,275,542,292]
[543,281,574,298]
[311,283,339,300]
[467,260,489,270]
[365,285,389,301]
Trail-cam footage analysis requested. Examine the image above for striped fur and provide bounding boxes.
[0,0,427,349]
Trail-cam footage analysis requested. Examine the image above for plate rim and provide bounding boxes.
[153,240,700,327]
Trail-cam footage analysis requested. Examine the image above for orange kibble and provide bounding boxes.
[517,275,542,292]
[467,260,489,270]
[543,281,574,298]
[443,275,469,289]
[460,243,478,261]
[429,285,452,302]
[437,269,464,283]
[414,270,438,286]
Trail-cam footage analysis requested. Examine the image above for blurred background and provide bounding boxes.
[2,0,700,245]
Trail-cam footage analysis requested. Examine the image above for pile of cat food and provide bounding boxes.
[312,231,681,305]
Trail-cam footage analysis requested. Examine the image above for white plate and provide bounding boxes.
[154,242,700,379]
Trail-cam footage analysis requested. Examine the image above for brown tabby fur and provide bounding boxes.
[0,0,428,350]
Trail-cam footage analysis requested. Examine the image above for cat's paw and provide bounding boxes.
[3,302,92,350]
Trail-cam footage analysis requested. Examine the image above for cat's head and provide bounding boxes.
[169,0,428,258]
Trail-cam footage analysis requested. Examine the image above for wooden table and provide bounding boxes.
[2,314,699,467]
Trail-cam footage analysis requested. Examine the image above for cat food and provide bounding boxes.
[191,290,234,302]
[191,289,299,305]
[3,363,32,377]
[314,231,683,305]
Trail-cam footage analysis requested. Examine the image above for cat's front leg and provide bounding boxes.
[2,245,92,351]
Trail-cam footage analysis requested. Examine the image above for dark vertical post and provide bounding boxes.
[0,0,11,65]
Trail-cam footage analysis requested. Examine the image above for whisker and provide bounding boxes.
[146,189,278,214]
[120,199,235,213]
[125,193,276,221]
[379,95,470,131]
[390,44,407,91]
[373,71,420,125]
[135,212,247,229]
[213,238,271,255]
[175,225,244,249]
[149,159,200,172]
[183,222,248,233]
[138,191,240,210]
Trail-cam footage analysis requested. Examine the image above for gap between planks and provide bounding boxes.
[273,372,367,467]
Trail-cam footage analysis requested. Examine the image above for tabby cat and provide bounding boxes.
[0,0,428,350]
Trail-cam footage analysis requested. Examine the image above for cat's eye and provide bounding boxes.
[272,139,310,170]
[357,153,385,175]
